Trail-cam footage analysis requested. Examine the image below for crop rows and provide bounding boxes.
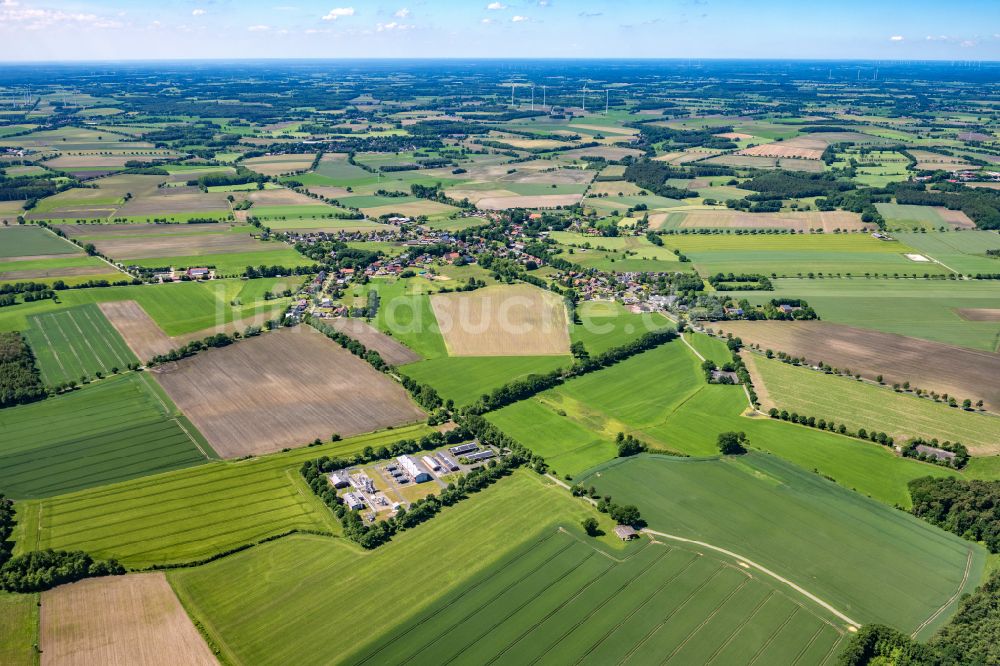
[25,304,138,386]
[346,534,843,665]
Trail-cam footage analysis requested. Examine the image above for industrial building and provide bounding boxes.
[350,473,376,494]
[450,442,479,456]
[437,453,460,471]
[397,455,432,483]
[343,492,366,511]
[466,450,495,462]
[329,473,349,488]
[422,455,441,472]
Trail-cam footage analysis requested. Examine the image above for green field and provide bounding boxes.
[572,300,674,355]
[579,453,986,638]
[876,203,952,230]
[18,424,431,567]
[0,373,211,499]
[684,330,733,365]
[0,592,37,666]
[24,304,138,385]
[125,247,313,276]
[0,278,296,336]
[761,278,1000,352]
[660,233,951,277]
[0,225,79,257]
[551,231,686,272]
[894,230,1000,275]
[488,342,704,475]
[401,355,570,407]
[361,278,448,359]
[750,352,1000,455]
[345,531,847,666]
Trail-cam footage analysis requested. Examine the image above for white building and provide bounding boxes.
[397,455,432,483]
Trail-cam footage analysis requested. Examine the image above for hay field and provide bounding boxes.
[58,223,234,238]
[325,317,421,365]
[671,209,867,232]
[745,353,1000,455]
[243,187,324,207]
[430,284,570,356]
[115,189,232,217]
[361,199,458,219]
[558,145,644,160]
[40,573,217,666]
[475,193,582,210]
[714,321,1000,413]
[155,327,425,457]
[243,153,316,176]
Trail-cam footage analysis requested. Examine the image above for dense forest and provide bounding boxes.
[0,332,45,407]
[908,476,1000,552]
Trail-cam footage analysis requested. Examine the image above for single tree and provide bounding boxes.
[718,431,748,455]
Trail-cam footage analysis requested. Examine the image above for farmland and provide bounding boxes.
[400,354,570,407]
[579,453,985,638]
[0,592,37,666]
[572,300,674,354]
[430,284,571,356]
[0,373,211,499]
[19,424,431,567]
[154,327,425,458]
[24,304,138,385]
[0,225,79,257]
[744,352,1000,455]
[714,321,1000,413]
[40,574,217,666]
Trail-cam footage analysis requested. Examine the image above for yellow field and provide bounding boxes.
[430,284,570,356]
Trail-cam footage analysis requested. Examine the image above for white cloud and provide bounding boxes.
[322,7,354,20]
[511,14,527,22]
[394,7,410,18]
[487,2,506,9]
[192,8,206,16]
[480,17,493,23]
[889,35,903,41]
[537,0,549,5]
[377,21,411,31]
[247,24,270,31]
[0,2,121,30]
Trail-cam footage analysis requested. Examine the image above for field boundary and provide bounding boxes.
[641,528,860,629]
[909,548,974,638]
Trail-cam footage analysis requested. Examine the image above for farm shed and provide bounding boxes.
[615,525,638,541]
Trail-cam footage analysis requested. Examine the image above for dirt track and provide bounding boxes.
[40,573,217,666]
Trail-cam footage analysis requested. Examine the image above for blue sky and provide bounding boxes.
[1,0,998,61]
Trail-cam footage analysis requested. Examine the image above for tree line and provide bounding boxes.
[909,477,999,552]
[0,332,45,408]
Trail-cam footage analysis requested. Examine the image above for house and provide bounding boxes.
[187,267,211,280]
[723,307,744,316]
[614,525,638,541]
[915,444,956,463]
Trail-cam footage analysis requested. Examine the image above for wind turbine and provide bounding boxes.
[511,83,515,108]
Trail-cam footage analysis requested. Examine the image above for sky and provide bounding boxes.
[1,0,999,61]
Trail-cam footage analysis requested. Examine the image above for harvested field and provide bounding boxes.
[475,193,582,210]
[98,300,175,361]
[115,189,231,217]
[305,185,351,199]
[936,207,976,229]
[702,154,826,172]
[0,263,111,280]
[90,232,266,260]
[243,153,316,176]
[362,200,458,219]
[326,317,421,365]
[956,308,1000,322]
[497,167,594,185]
[716,131,753,140]
[154,327,425,458]
[430,284,570,356]
[243,188,324,207]
[57,223,233,238]
[672,209,868,232]
[443,188,517,204]
[738,135,828,160]
[558,145,644,160]
[40,573,217,666]
[712,321,1000,413]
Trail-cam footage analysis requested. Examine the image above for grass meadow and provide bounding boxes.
[571,300,674,355]
[400,355,570,407]
[748,353,1000,455]
[0,225,79,257]
[0,592,37,666]
[25,304,138,385]
[18,424,432,568]
[579,453,986,639]
[0,373,211,499]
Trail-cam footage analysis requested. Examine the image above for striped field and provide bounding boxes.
[17,424,432,568]
[25,304,138,385]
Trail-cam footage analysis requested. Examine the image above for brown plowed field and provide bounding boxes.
[712,320,1000,412]
[115,190,232,216]
[91,232,265,260]
[0,264,113,280]
[475,194,582,210]
[325,317,421,365]
[57,223,233,237]
[956,308,1000,322]
[40,573,218,666]
[430,284,570,356]
[98,300,175,362]
[154,326,425,457]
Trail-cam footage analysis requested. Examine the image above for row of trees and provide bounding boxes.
[464,328,678,415]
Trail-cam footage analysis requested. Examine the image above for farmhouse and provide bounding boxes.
[186,267,211,280]
[614,525,638,541]
[914,444,956,463]
[397,455,432,483]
